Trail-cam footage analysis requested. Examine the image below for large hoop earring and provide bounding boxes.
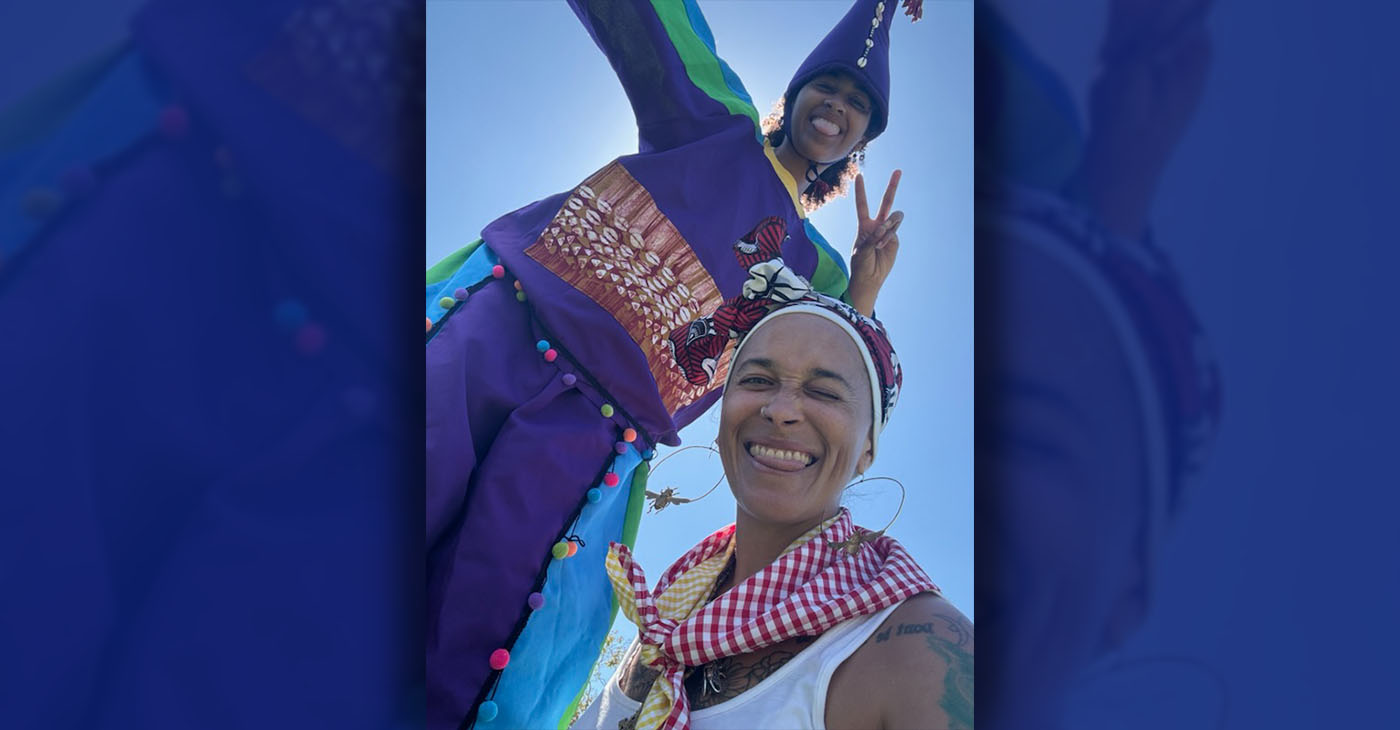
[643,444,727,513]
[827,475,906,555]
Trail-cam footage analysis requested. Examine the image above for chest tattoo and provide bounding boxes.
[616,635,817,716]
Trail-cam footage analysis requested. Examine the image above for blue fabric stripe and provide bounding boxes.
[0,50,164,263]
[805,218,849,277]
[483,445,645,729]
[679,0,761,139]
[425,243,500,323]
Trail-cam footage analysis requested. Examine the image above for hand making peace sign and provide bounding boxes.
[847,169,904,317]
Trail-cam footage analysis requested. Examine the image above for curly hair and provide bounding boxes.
[761,97,867,213]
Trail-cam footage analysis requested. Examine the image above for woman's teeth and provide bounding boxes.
[748,443,814,466]
[810,117,840,136]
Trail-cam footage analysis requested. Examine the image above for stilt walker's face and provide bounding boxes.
[788,72,875,164]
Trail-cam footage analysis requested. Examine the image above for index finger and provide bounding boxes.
[876,169,902,221]
[854,173,870,221]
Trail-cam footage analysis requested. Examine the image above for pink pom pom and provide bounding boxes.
[295,323,327,355]
[158,105,190,139]
[603,473,620,488]
[489,648,510,670]
[491,265,505,279]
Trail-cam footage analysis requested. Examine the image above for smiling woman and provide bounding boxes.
[573,293,972,730]
[720,313,876,533]
[424,0,967,728]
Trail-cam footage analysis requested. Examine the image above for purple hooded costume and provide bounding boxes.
[425,1,916,727]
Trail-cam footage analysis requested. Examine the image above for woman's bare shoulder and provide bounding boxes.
[829,592,974,729]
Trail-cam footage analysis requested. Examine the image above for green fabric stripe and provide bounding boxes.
[649,0,759,130]
[557,677,590,730]
[425,238,483,285]
[811,246,850,301]
[621,460,649,549]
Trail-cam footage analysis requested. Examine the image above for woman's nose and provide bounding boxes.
[761,388,803,424]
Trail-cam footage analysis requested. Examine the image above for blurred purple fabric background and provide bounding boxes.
[978,0,1400,727]
[1,1,423,727]
[2,0,1399,727]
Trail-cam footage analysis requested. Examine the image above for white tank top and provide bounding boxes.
[570,600,905,730]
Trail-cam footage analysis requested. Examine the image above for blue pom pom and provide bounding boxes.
[274,299,308,330]
[587,488,602,503]
[477,700,499,723]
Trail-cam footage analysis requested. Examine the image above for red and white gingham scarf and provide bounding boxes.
[605,508,938,730]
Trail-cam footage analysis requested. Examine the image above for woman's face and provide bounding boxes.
[788,72,874,164]
[718,313,875,529]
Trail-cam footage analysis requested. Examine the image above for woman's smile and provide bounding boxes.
[745,440,818,471]
[719,313,874,526]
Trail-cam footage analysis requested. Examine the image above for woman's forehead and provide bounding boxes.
[737,313,866,377]
[810,71,872,99]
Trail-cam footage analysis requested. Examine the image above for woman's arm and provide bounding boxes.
[565,0,761,152]
[827,592,974,729]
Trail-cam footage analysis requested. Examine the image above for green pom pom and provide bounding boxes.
[551,541,569,559]
[438,296,455,309]
[600,404,614,418]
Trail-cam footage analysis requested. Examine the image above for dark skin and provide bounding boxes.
[774,71,905,317]
[615,592,973,729]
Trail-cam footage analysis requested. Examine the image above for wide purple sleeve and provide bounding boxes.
[566,0,763,152]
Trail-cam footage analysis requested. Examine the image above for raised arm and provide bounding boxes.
[566,0,761,151]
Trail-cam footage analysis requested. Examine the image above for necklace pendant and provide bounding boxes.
[703,663,727,696]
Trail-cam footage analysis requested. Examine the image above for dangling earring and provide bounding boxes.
[642,444,727,513]
[826,475,906,555]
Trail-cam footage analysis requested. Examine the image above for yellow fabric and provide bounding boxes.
[607,538,734,730]
[606,513,841,730]
[763,139,806,219]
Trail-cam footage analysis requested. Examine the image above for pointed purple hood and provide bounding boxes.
[784,0,918,141]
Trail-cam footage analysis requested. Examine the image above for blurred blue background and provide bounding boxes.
[981,0,1400,727]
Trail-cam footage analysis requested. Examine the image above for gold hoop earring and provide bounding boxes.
[643,444,727,513]
[828,475,906,555]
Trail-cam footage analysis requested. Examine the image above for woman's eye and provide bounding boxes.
[808,388,840,401]
[741,376,773,386]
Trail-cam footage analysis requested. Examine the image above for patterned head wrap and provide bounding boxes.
[666,218,902,459]
[728,293,901,460]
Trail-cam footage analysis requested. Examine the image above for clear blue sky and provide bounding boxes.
[427,0,973,619]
